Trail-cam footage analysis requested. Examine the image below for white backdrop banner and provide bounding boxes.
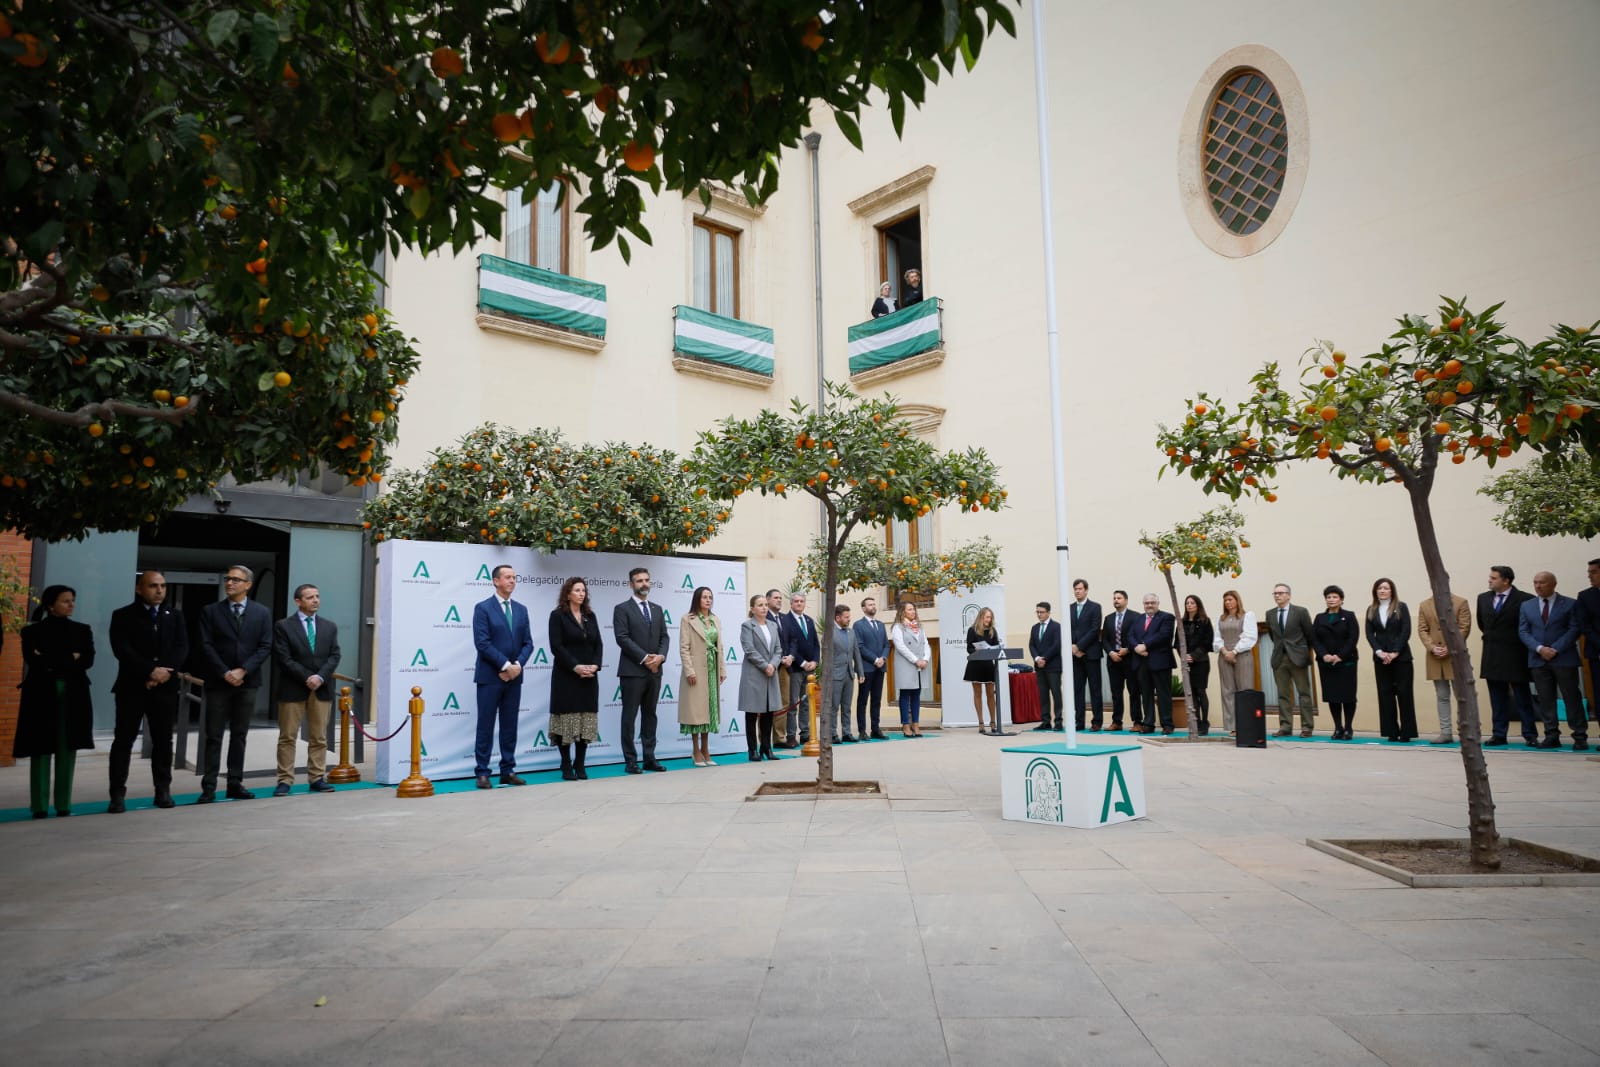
[934,584,1008,727]
[375,540,748,784]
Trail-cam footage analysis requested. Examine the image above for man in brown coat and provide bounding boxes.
[1417,592,1472,744]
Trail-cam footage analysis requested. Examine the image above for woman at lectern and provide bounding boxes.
[548,577,603,781]
[739,594,782,762]
[963,606,1001,731]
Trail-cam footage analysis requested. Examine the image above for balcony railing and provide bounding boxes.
[477,254,607,339]
[672,305,774,377]
[847,298,942,376]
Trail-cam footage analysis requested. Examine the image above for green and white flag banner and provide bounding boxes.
[673,305,775,375]
[478,254,607,338]
[847,299,941,372]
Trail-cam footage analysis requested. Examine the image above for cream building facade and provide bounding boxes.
[383,0,1600,726]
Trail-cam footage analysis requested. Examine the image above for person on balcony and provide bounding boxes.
[901,267,923,307]
[870,281,897,318]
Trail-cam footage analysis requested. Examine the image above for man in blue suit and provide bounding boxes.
[1131,593,1177,735]
[1518,570,1587,750]
[779,592,820,747]
[472,564,533,787]
[852,596,890,740]
[1579,558,1600,729]
[1028,602,1063,731]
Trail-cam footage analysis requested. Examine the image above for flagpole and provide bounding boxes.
[1030,0,1077,749]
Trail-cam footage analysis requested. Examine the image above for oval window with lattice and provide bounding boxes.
[1201,70,1287,236]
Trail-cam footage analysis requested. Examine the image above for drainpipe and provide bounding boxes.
[805,131,826,541]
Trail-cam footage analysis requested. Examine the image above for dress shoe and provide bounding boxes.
[839,735,856,743]
[154,790,175,809]
[1162,728,1174,736]
[1429,733,1453,745]
[273,783,292,797]
[475,775,493,789]
[310,778,335,793]
[1393,737,1411,744]
[1299,728,1314,738]
[1033,724,1053,732]
[748,751,761,762]
[1088,725,1102,732]
[562,766,578,781]
[574,765,588,780]
[500,772,527,785]
[1575,739,1591,751]
[107,797,126,814]
[1274,727,1293,737]
[643,761,666,772]
[625,764,643,774]
[1483,736,1507,746]
[225,786,256,800]
[870,730,887,740]
[762,748,778,761]
[55,810,71,817]
[1111,722,1124,732]
[196,790,216,804]
[31,811,47,819]
[1539,737,1562,749]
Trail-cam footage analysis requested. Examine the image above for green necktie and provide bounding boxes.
[503,600,513,629]
[305,615,315,652]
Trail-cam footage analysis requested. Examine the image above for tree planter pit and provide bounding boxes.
[1309,837,1600,888]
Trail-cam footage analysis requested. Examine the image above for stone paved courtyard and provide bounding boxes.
[3,730,1600,1065]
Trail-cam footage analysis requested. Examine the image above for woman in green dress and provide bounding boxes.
[15,585,96,818]
[678,586,726,767]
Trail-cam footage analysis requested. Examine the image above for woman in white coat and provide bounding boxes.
[889,601,932,737]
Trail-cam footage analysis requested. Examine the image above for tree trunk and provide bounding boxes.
[817,529,838,788]
[1163,570,1197,738]
[1407,482,1500,869]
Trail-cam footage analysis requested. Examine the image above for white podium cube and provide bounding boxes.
[999,742,1146,828]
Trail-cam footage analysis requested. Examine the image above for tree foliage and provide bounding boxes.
[362,423,718,551]
[0,557,29,634]
[1480,457,1600,541]
[1154,299,1599,868]
[1,0,1016,538]
[789,535,1002,600]
[688,381,1006,784]
[1137,506,1248,737]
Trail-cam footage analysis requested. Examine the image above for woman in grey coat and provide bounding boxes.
[739,594,783,762]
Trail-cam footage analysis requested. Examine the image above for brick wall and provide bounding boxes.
[0,530,32,767]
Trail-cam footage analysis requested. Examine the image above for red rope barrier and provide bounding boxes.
[346,706,412,743]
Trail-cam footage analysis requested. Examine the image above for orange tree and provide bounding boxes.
[0,252,416,541]
[2,0,1015,537]
[789,535,1003,600]
[1156,299,1599,868]
[362,423,715,551]
[1136,507,1248,738]
[688,381,1006,785]
[1481,457,1600,541]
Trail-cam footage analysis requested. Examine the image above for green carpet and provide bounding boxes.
[2,737,908,822]
[1257,733,1592,753]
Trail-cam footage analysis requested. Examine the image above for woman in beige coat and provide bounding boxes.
[1416,593,1471,744]
[679,586,727,767]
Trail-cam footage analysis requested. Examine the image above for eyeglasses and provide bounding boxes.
[223,576,248,583]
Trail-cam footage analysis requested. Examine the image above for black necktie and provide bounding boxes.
[148,606,158,624]
[231,602,243,629]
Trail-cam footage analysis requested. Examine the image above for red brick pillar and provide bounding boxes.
[0,530,33,767]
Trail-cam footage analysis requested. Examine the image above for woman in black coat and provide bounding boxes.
[1365,577,1417,743]
[548,577,603,781]
[15,585,96,818]
[1311,584,1361,740]
[1181,595,1215,735]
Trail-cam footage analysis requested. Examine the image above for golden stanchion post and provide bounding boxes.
[327,686,361,784]
[802,677,822,758]
[396,686,434,798]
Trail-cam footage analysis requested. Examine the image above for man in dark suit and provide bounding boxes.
[196,564,274,802]
[779,592,820,747]
[852,596,890,740]
[1028,601,1063,730]
[1131,593,1177,734]
[1263,583,1316,737]
[107,569,189,812]
[271,583,342,796]
[1101,591,1138,730]
[1477,564,1537,746]
[1069,579,1104,730]
[1519,570,1587,750]
[1578,558,1600,728]
[472,564,533,788]
[614,566,670,772]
